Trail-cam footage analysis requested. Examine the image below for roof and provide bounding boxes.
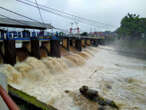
[0,17,54,30]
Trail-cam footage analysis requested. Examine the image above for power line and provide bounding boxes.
[0,14,68,33]
[24,0,107,26]
[34,0,45,25]
[16,0,115,28]
[0,7,70,32]
[17,0,105,27]
[16,0,77,21]
[24,0,114,27]
[0,6,53,30]
[0,7,42,25]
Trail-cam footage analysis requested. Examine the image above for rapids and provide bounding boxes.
[0,46,146,110]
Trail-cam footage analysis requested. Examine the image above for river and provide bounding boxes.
[0,46,146,110]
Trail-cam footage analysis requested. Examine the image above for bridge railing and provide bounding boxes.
[0,31,105,41]
[0,31,66,40]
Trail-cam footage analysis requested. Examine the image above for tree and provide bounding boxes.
[80,32,88,36]
[116,13,146,39]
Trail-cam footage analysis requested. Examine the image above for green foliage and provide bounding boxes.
[117,13,146,38]
[80,32,88,36]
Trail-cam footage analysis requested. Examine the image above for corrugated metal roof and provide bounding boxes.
[0,17,54,30]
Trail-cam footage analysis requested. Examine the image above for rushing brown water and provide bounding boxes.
[0,46,146,110]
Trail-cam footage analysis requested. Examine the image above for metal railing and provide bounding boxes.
[0,85,19,110]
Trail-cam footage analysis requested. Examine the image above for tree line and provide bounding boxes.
[116,13,146,39]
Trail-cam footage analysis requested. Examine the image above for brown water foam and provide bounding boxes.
[0,47,103,110]
[0,47,94,84]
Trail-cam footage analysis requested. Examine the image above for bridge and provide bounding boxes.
[0,17,104,66]
[0,17,105,110]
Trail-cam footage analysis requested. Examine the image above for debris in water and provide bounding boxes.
[64,90,70,93]
[79,85,119,110]
[89,69,98,79]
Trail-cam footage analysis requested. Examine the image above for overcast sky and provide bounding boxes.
[0,0,146,32]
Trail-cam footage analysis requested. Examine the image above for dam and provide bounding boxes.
[0,17,105,110]
[0,17,104,65]
[0,18,146,110]
[0,2,146,110]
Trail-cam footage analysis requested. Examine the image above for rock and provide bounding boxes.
[79,85,99,101]
[79,85,119,110]
[104,99,119,110]
[96,97,107,106]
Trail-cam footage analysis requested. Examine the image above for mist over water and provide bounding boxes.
[0,46,146,110]
[108,39,146,59]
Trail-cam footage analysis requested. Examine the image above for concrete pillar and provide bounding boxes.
[70,39,73,46]
[4,40,16,65]
[67,38,70,51]
[50,40,61,57]
[75,39,82,51]
[0,42,4,59]
[0,43,3,63]
[30,38,40,59]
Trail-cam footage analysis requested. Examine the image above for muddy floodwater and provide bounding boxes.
[0,46,146,110]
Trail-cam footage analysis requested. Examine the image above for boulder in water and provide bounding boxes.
[79,85,119,110]
[79,85,99,101]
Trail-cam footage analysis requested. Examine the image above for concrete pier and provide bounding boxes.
[30,38,40,59]
[50,40,61,57]
[75,39,82,51]
[4,40,16,65]
[0,42,4,59]
[66,38,70,51]
[70,39,73,46]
